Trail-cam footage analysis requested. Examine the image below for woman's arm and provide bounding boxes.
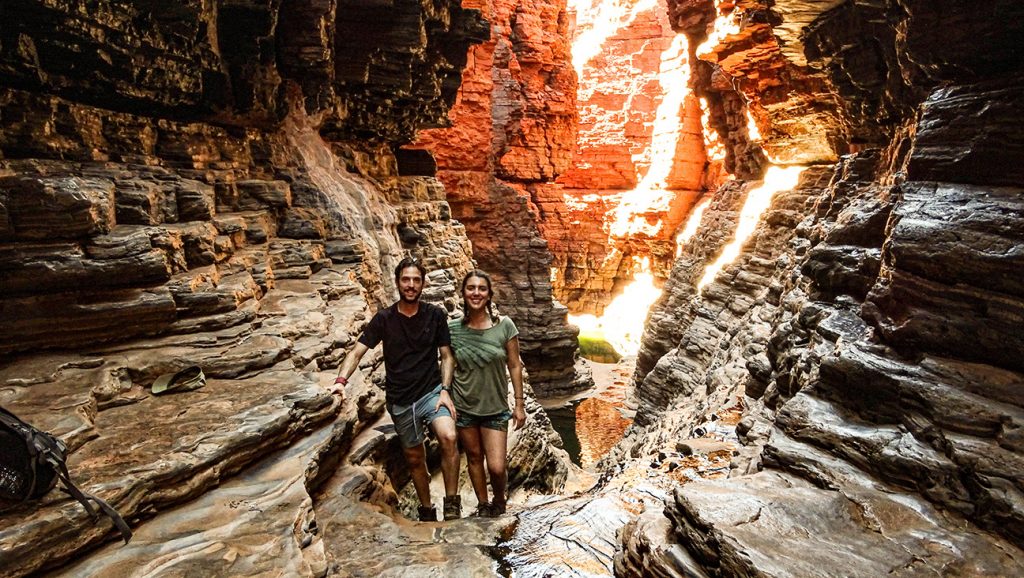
[506,336,526,430]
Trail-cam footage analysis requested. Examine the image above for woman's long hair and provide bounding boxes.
[460,270,500,324]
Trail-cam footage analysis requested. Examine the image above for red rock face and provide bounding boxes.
[541,0,712,314]
[560,3,687,190]
[413,0,588,396]
[421,0,741,325]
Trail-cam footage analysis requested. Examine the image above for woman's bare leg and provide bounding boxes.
[480,427,509,509]
[458,425,489,505]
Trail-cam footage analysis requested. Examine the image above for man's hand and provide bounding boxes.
[512,403,526,430]
[331,375,348,399]
[332,343,368,401]
[436,388,457,421]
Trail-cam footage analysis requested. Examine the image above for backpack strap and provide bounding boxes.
[2,406,132,543]
[46,452,133,544]
[84,492,133,544]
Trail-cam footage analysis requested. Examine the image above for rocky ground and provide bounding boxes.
[0,257,576,577]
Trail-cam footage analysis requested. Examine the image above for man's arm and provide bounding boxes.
[435,345,457,419]
[333,341,370,395]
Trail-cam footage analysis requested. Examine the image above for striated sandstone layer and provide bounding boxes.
[412,0,591,397]
[611,0,1024,576]
[688,0,845,165]
[0,2,576,576]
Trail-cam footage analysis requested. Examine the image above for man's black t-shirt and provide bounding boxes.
[358,301,451,407]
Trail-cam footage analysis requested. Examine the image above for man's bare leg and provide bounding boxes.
[403,444,433,507]
[430,415,459,496]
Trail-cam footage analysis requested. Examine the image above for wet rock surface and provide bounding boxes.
[667,470,1022,577]
[502,465,671,578]
[1,278,360,576]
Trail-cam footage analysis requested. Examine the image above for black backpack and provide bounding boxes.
[0,405,132,543]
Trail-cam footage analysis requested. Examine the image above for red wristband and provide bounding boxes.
[334,376,348,385]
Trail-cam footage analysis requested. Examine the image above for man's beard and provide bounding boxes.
[400,288,422,303]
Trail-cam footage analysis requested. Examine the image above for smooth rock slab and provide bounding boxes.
[315,416,509,577]
[0,364,336,577]
[500,468,671,578]
[50,418,338,578]
[667,471,1024,577]
[318,490,507,577]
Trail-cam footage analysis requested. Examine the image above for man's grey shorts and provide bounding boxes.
[388,384,453,448]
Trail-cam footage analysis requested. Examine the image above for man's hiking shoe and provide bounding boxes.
[418,505,438,522]
[473,502,491,517]
[443,495,461,520]
[486,500,506,517]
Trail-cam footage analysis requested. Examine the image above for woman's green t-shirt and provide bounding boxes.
[448,316,519,417]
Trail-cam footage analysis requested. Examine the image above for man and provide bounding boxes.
[333,257,461,521]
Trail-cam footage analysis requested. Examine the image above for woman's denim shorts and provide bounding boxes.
[456,409,512,432]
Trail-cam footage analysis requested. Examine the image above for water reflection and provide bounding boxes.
[545,401,582,466]
[576,398,631,469]
[543,359,634,469]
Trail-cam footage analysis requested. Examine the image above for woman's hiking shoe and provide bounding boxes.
[418,505,438,522]
[443,495,462,520]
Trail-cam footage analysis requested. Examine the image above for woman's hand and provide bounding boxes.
[512,402,526,430]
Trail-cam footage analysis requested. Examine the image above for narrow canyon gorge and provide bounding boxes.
[1,0,1022,576]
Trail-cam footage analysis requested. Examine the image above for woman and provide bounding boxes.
[448,270,526,516]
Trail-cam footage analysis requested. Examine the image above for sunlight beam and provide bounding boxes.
[608,33,690,238]
[697,165,805,291]
[675,196,711,257]
[569,258,661,356]
[570,0,659,77]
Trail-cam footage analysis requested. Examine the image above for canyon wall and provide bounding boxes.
[614,0,1024,575]
[538,0,701,314]
[536,0,765,317]
[0,2,575,575]
[411,0,591,396]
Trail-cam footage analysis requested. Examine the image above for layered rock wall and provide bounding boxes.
[0,2,575,575]
[539,0,706,314]
[613,0,1024,575]
[412,0,590,396]
[0,0,488,355]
